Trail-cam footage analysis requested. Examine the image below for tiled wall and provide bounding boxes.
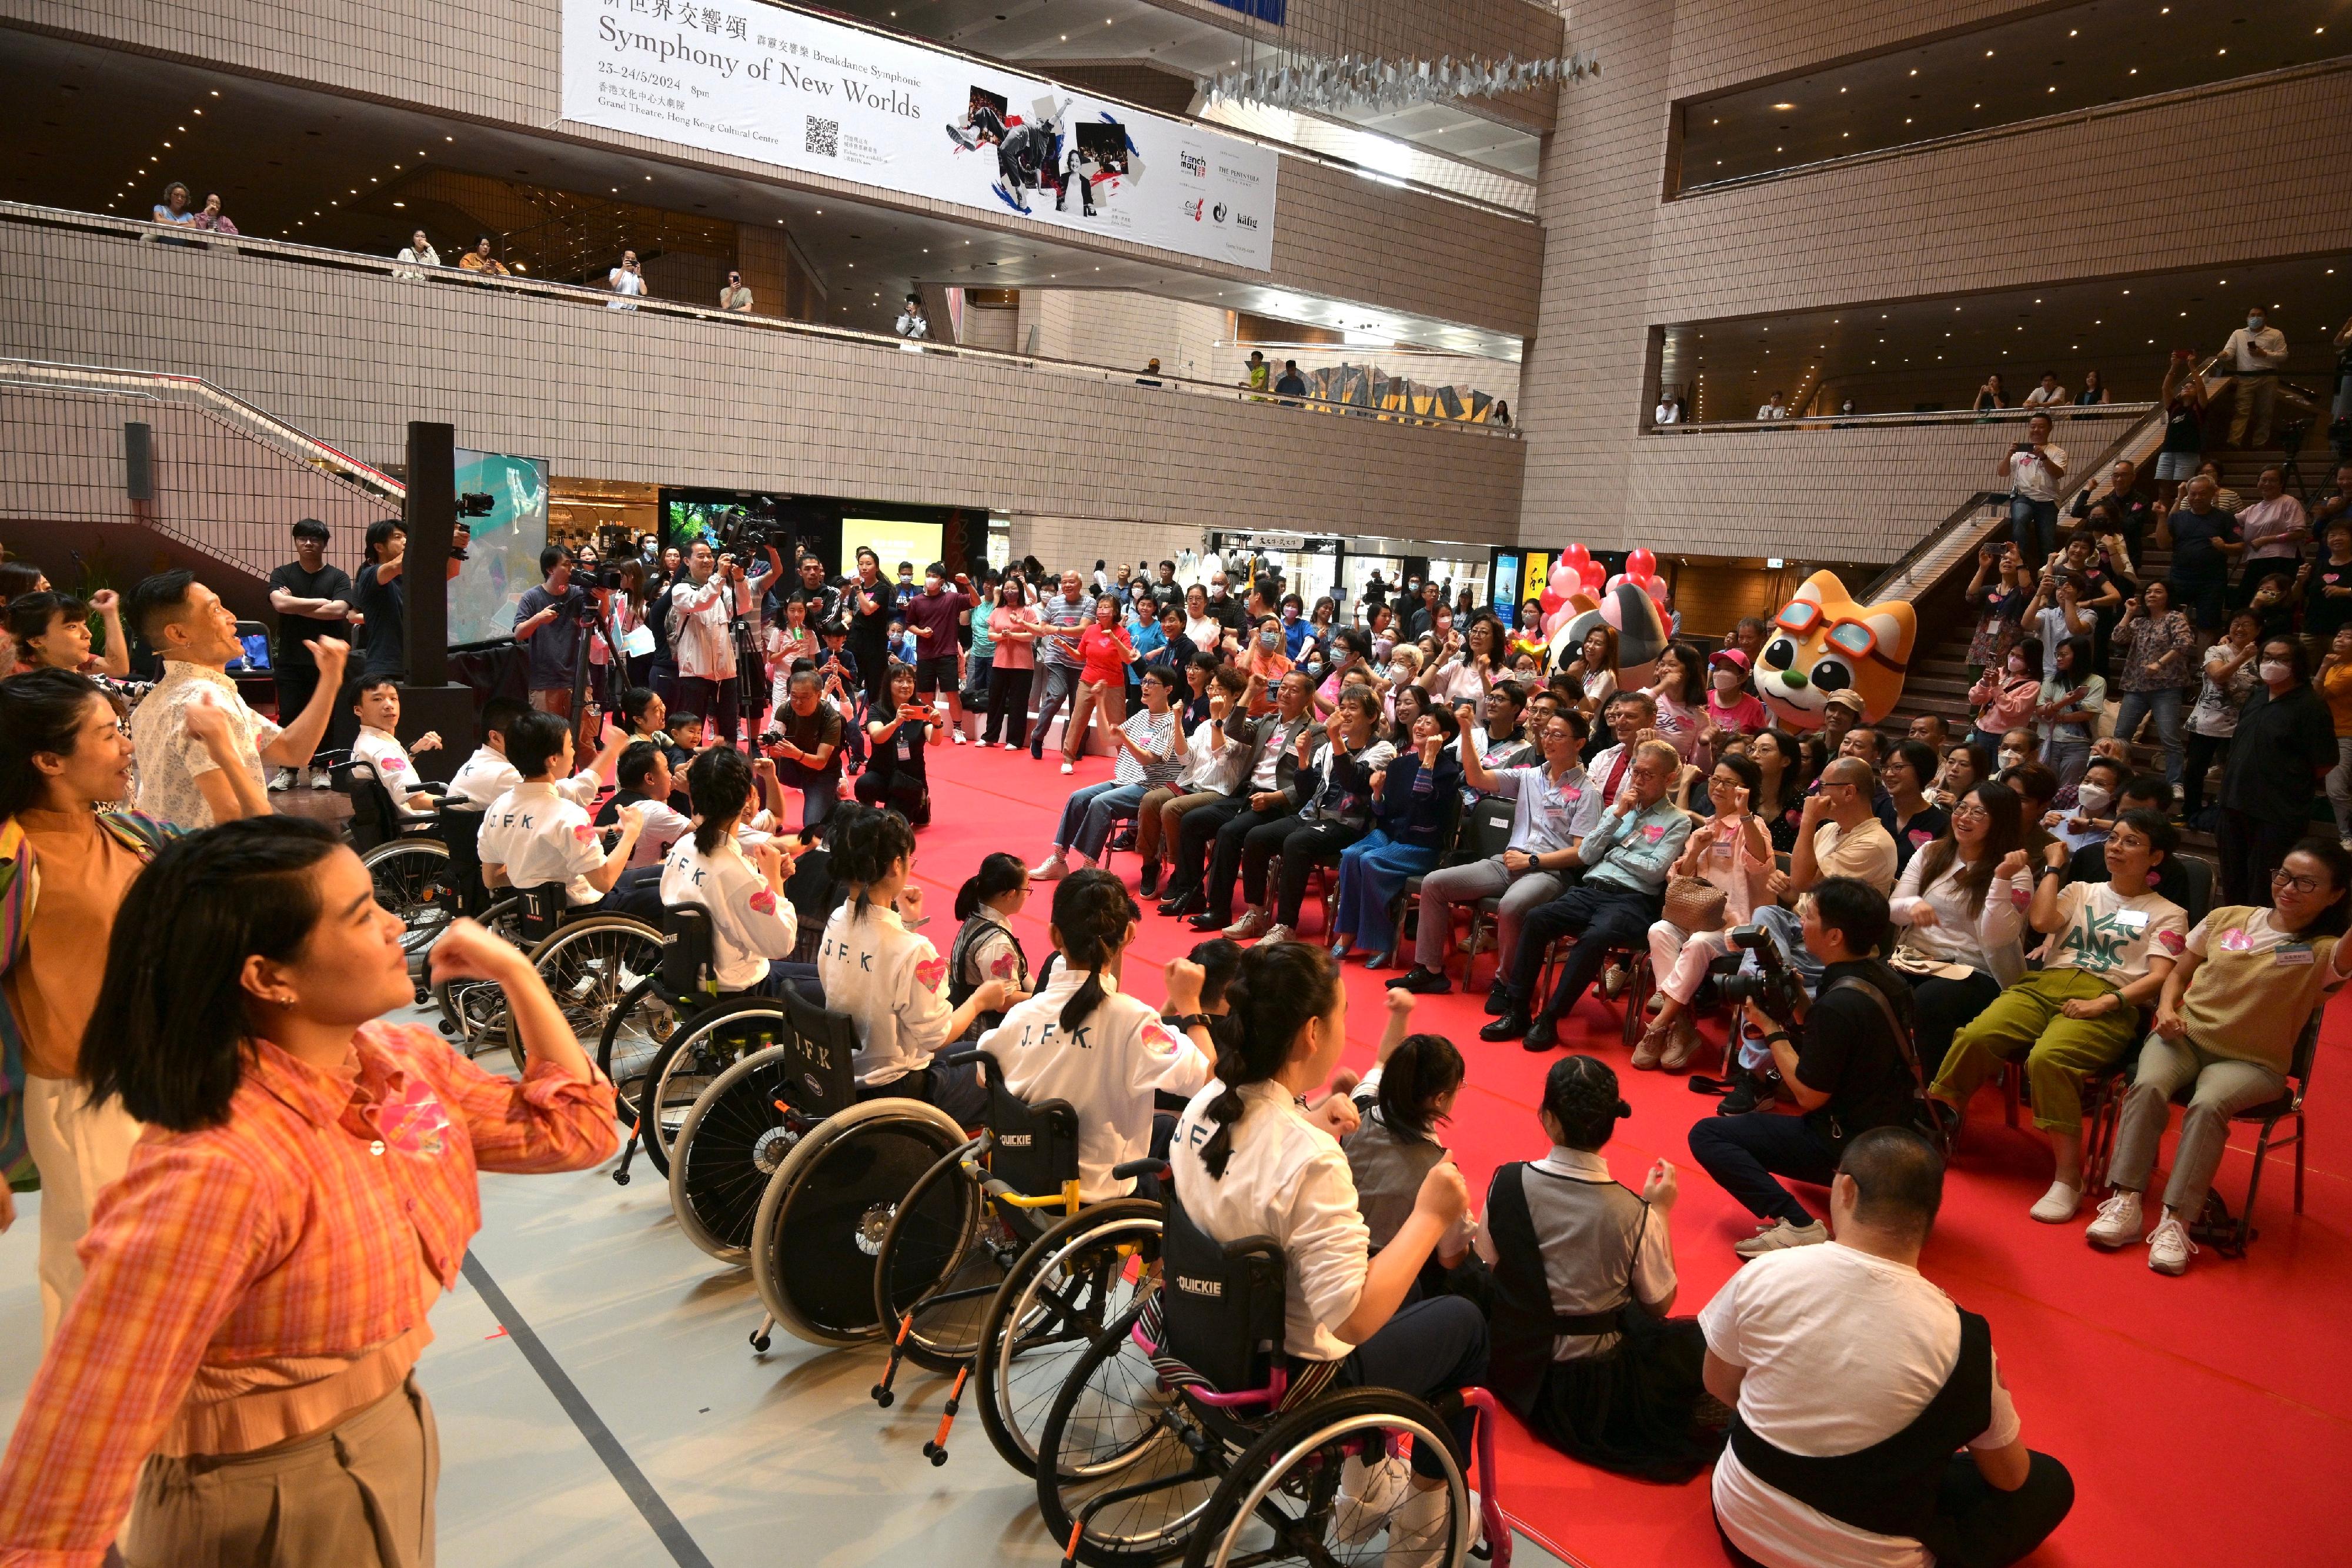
[1,222,1528,541]
[1,0,1544,337]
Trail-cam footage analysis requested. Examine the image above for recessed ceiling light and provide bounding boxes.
[1770,102,1795,111]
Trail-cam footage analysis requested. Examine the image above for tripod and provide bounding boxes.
[731,607,770,747]
[567,591,628,751]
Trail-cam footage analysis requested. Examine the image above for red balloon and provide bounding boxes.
[1625,568,1653,589]
[1626,547,1657,579]
[1579,562,1607,592]
[1562,543,1592,572]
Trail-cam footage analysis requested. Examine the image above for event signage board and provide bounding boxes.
[560,0,1279,270]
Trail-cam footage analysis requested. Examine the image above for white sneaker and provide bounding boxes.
[1331,1453,1410,1547]
[952,728,967,745]
[1224,908,1270,940]
[1259,922,1295,945]
[2085,1189,2144,1249]
[309,770,333,789]
[2147,1212,2197,1276]
[1381,1482,1454,1568]
[1029,854,1070,881]
[1002,741,1018,751]
[1061,760,1075,775]
[2029,1181,2082,1224]
[269,768,295,792]
[1732,1218,1828,1258]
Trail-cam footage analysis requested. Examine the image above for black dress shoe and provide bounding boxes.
[1188,910,1229,932]
[1158,887,1200,918]
[1478,1011,1528,1043]
[1483,980,1514,1017]
[1138,862,1161,899]
[1521,1015,1561,1052]
[1395,966,1451,995]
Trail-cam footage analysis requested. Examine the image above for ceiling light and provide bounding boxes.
[1770,102,1795,111]
[1909,68,1918,76]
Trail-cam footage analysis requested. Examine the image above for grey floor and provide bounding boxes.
[0,1007,1575,1568]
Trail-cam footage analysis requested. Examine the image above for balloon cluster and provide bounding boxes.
[1536,543,1669,641]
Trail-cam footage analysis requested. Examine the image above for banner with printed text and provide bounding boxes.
[561,0,1279,270]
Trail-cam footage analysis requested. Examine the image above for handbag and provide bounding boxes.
[1662,874,1728,934]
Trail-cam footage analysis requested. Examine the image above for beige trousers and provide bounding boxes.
[21,1072,145,1343]
[122,1376,439,1568]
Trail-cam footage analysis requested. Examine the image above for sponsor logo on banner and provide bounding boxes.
[559,0,1278,270]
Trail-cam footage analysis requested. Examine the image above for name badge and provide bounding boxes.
[2112,908,2149,930]
[2275,945,2316,967]
[897,735,913,761]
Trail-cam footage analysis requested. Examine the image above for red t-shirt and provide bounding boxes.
[1078,625,1134,685]
[901,588,969,654]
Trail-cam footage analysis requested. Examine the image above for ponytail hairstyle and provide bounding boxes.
[1375,1033,1466,1144]
[956,851,1027,920]
[686,744,756,853]
[1197,942,1342,1180]
[831,801,916,917]
[1051,869,1140,1035]
[1187,937,1242,1011]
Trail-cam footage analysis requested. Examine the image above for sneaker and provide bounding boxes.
[2146,1211,2197,1276]
[1331,1453,1410,1547]
[1108,825,1137,852]
[1631,1023,1671,1071]
[2029,1180,2083,1225]
[1733,1218,1829,1258]
[1382,1480,1452,1568]
[269,768,295,792]
[1002,741,1018,751]
[951,729,967,745]
[1660,1018,1705,1072]
[1717,1074,1765,1116]
[1060,760,1075,775]
[2086,1189,2144,1249]
[309,770,333,789]
[1395,966,1452,995]
[1029,854,1070,881]
[1259,922,1295,945]
[1601,961,1628,999]
[1138,862,1161,899]
[1645,991,1668,1015]
[1224,908,1270,940]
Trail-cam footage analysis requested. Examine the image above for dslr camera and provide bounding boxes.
[1716,923,1808,1024]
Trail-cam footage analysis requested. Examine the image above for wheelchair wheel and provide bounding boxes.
[1182,1389,1471,1568]
[635,1001,786,1179]
[435,895,524,1047]
[974,1199,1161,1477]
[596,975,667,1129]
[665,1029,795,1262]
[1034,1295,1220,1567]
[750,1096,970,1348]
[363,837,456,959]
[870,1140,1016,1376]
[524,914,660,1076]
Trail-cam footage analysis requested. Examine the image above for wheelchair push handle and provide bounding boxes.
[1110,1157,1170,1183]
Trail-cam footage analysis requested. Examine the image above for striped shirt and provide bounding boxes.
[1035,592,1091,668]
[1112,709,1182,787]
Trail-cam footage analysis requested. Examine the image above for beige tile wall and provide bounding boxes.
[0,0,1544,337]
[0,223,1528,541]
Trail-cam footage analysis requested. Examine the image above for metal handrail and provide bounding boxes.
[1,200,1521,439]
[1677,53,2352,200]
[1654,402,2154,435]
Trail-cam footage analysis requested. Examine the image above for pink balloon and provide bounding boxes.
[1643,575,1670,607]
[1626,547,1658,579]
[1562,543,1592,573]
[1603,573,1628,594]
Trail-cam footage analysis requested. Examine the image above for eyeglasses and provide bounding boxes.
[2272,868,2326,895]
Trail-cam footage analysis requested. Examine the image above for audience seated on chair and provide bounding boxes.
[1638,753,1773,1074]
[977,870,1209,1198]
[2067,773,2193,908]
[1929,810,2187,1225]
[1482,1054,1723,1484]
[346,677,443,818]
[1700,1128,2075,1568]
[2086,837,2351,1275]
[446,695,620,811]
[815,805,1011,1126]
[1030,666,1182,881]
[1135,666,1250,900]
[477,711,650,909]
[1328,703,1464,967]
[656,745,821,1001]
[1220,686,1394,945]
[1887,780,2035,1081]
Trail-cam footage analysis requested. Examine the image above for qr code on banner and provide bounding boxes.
[804,116,840,157]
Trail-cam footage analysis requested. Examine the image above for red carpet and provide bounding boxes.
[867,743,2352,1567]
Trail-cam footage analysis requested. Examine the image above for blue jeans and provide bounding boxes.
[2109,687,2184,785]
[2009,496,2058,564]
[1054,780,1149,861]
[1332,830,1439,955]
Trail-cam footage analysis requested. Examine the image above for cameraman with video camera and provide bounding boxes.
[514,546,595,727]
[1688,877,1922,1259]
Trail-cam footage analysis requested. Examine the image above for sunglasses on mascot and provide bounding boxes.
[1773,601,1880,661]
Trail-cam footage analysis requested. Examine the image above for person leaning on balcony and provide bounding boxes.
[393,229,439,280]
[190,192,238,236]
[719,269,753,313]
[457,235,508,278]
[608,249,645,310]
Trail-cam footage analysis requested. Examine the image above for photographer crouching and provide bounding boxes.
[1687,878,1923,1258]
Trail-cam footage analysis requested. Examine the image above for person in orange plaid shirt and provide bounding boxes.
[0,817,619,1567]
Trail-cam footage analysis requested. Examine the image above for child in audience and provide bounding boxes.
[1930,810,2187,1222]
[348,677,443,818]
[1342,989,1472,1278]
[447,696,624,811]
[657,746,820,1000]
[477,711,649,908]
[949,851,1033,1037]
[813,621,864,771]
[816,804,1008,1125]
[2088,838,2352,1274]
[978,870,1211,1198]
[1479,1054,1719,1483]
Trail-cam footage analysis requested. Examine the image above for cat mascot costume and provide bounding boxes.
[1753,571,1916,730]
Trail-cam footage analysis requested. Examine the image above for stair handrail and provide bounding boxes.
[0,357,406,506]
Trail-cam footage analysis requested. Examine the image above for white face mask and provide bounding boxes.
[2260,660,2293,684]
[1998,748,2024,770]
[2006,654,2028,675]
[1712,669,1743,692]
[2076,783,2112,814]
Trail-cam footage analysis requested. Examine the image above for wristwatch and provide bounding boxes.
[1162,1012,1212,1031]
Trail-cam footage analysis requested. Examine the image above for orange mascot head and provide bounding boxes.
[1755,571,1916,731]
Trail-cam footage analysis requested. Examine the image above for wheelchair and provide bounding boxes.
[866,1054,1164,1476]
[330,755,462,977]
[603,905,796,1181]
[1034,1195,1508,1568]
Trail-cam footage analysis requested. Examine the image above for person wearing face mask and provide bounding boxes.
[1238,615,1293,716]
[1966,637,2043,758]
[2220,306,2290,449]
[2050,755,2126,856]
[2215,637,2337,905]
[1700,649,1770,757]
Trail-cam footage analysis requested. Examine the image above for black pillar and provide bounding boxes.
[397,422,473,782]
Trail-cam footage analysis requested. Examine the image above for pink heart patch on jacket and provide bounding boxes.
[749,888,777,916]
[915,956,948,992]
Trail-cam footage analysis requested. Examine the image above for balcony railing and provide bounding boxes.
[0,200,1521,440]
